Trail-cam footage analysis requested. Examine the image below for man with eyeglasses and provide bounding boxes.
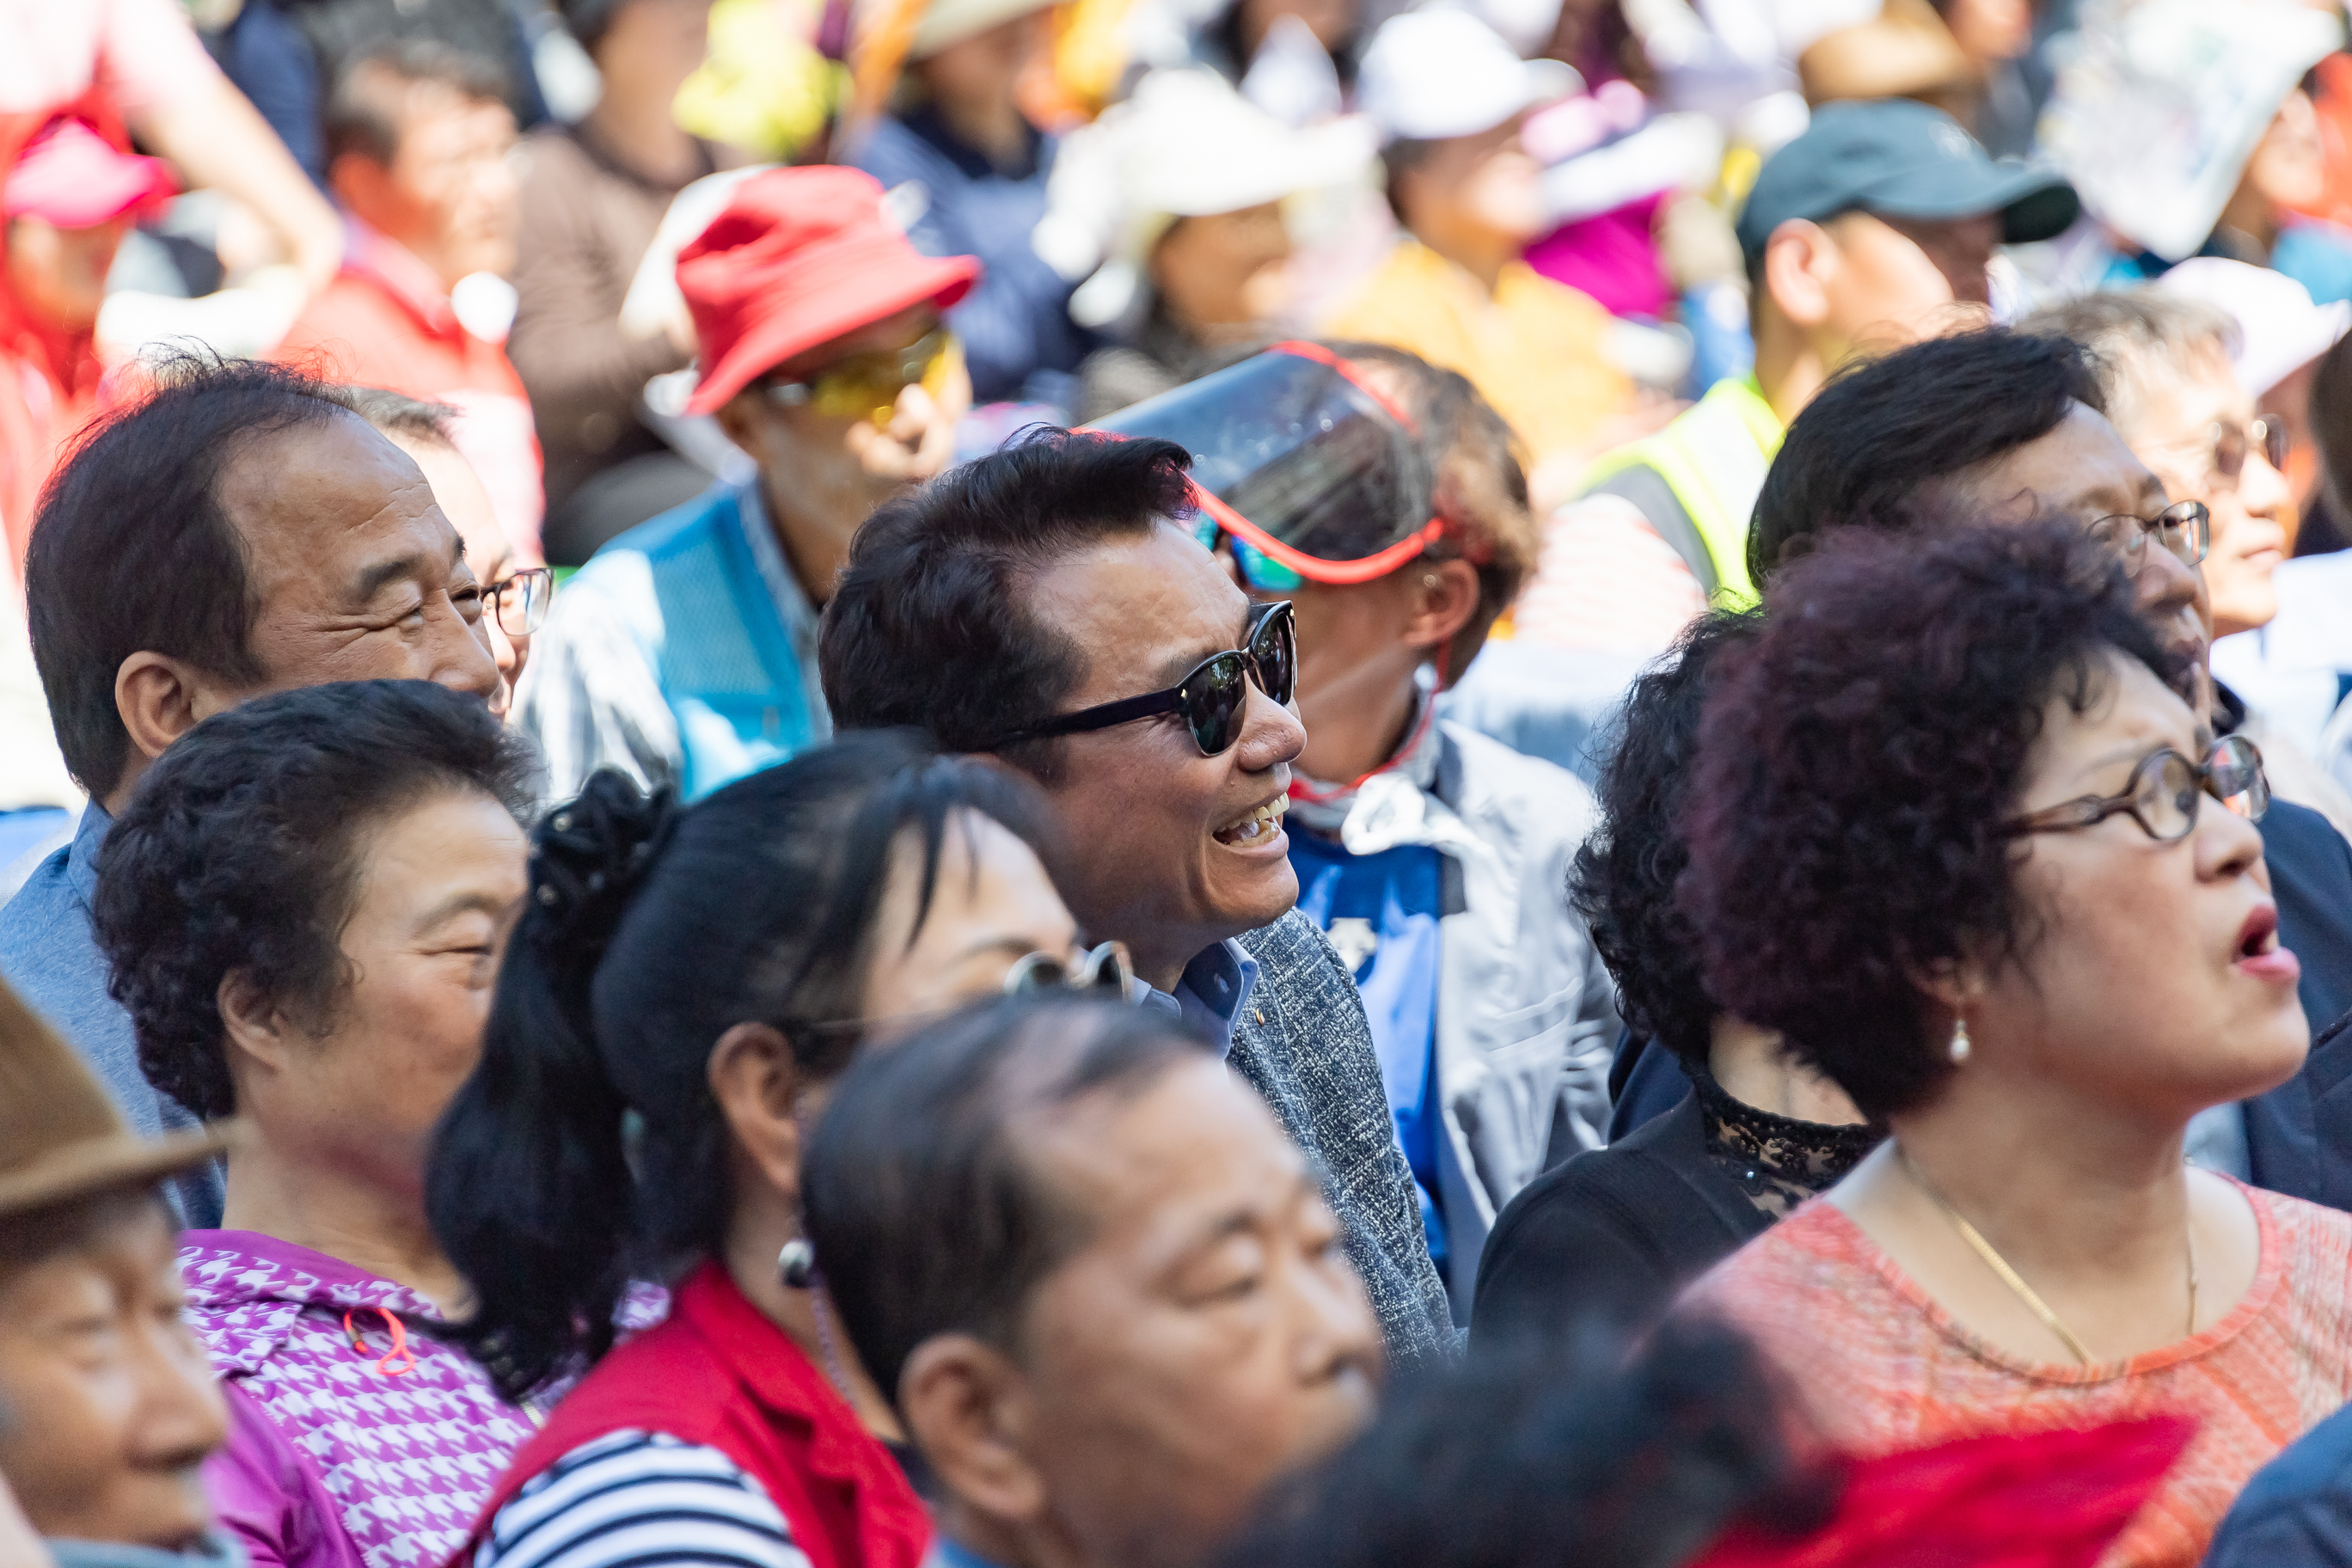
[2022,292,2296,646]
[346,389,551,714]
[1612,326,2352,1215]
[514,165,977,803]
[0,355,502,1229]
[818,430,1459,1368]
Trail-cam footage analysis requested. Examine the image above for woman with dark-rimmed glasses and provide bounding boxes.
[430,731,1132,1568]
[1673,519,2352,1568]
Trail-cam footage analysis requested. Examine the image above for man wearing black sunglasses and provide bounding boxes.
[1610,324,2352,1216]
[819,430,1458,1367]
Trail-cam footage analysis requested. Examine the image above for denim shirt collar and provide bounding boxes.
[1138,939,1259,1061]
[64,797,108,909]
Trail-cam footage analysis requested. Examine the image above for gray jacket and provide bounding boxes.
[1230,910,1458,1367]
[1427,724,1620,1314]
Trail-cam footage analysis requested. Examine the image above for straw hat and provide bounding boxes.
[0,979,233,1219]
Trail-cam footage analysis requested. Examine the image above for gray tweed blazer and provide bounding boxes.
[1231,910,1458,1368]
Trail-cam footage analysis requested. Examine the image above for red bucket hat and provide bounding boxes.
[4,118,176,230]
[679,166,981,416]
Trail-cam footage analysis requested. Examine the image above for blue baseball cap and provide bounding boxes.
[1735,99,2079,270]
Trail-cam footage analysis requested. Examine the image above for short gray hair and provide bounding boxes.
[2018,291,2241,439]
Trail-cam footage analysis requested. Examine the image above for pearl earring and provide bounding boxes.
[1950,1019,1972,1064]
[777,1238,816,1290]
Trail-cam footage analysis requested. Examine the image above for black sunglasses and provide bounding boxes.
[986,600,1296,756]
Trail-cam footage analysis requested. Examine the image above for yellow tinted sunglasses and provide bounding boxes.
[761,328,961,426]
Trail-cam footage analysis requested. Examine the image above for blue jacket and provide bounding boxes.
[0,805,224,1225]
[515,480,830,804]
[849,107,1091,404]
[2206,1375,2352,1567]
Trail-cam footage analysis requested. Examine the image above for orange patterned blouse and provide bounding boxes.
[1680,1183,2352,1568]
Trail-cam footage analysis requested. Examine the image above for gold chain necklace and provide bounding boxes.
[1895,1145,2197,1366]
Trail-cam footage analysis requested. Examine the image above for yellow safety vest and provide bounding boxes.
[1578,374,1785,608]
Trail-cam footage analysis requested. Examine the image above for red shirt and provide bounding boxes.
[275,222,544,561]
[455,1262,930,1568]
[0,92,136,592]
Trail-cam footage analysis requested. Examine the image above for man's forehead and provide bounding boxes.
[1026,524,1246,654]
[216,413,451,559]
[1954,403,2161,522]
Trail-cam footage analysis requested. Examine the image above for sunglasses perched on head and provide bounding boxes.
[762,328,960,426]
[2004,735,2268,844]
[984,600,1297,757]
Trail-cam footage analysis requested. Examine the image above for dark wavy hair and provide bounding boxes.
[429,732,1056,1403]
[89,681,534,1123]
[1680,522,2181,1120]
[1569,610,1763,1067]
[1220,1316,1833,1568]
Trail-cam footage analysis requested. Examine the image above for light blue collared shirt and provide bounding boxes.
[925,1538,1007,1568]
[1138,939,1260,1060]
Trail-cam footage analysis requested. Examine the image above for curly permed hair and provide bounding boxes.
[91,682,536,1120]
[1569,609,1764,1067]
[1677,522,2180,1121]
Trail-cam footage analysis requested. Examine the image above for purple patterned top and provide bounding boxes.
[182,1232,538,1568]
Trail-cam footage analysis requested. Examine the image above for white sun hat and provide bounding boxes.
[901,0,1057,60]
[2156,257,2352,398]
[1354,8,1582,146]
[1033,68,1379,329]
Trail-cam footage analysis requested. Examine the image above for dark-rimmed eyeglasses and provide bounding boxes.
[983,600,1297,757]
[2086,500,2209,569]
[2003,735,2269,844]
[486,567,553,637]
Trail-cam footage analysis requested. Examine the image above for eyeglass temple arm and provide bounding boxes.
[2001,795,2122,836]
[986,689,1181,750]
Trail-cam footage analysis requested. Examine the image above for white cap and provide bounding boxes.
[1354,9,1581,145]
[1034,69,1377,328]
[903,0,1055,59]
[2154,258,2352,397]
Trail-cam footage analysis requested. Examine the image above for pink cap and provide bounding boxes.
[4,119,177,230]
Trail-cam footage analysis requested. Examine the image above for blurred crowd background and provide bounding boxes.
[5,0,2352,850]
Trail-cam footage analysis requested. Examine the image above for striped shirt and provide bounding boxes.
[475,1430,811,1568]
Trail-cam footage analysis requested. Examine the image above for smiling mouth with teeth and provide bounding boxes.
[1215,795,1289,848]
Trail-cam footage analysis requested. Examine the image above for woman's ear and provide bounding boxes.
[1406,559,1481,653]
[1911,953,1988,1028]
[707,1022,807,1199]
[900,1334,1050,1526]
[217,967,291,1078]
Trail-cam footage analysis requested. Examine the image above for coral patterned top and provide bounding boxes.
[1680,1184,2352,1568]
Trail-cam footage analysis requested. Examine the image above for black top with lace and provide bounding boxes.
[1694,1071,1880,1220]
